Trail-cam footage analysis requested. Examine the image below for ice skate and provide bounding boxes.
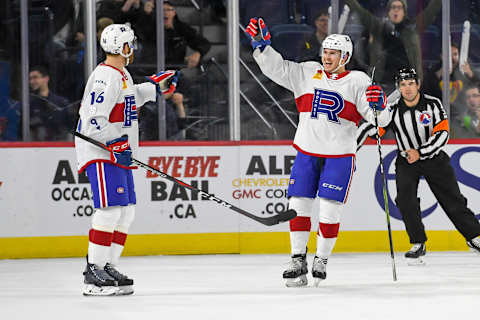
[405,243,426,266]
[311,256,327,286]
[467,236,480,255]
[83,262,119,296]
[104,263,134,295]
[283,254,308,287]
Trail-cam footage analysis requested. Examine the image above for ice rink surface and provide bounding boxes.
[1,252,478,320]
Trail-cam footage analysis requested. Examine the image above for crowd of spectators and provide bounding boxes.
[271,0,480,138]
[423,42,480,119]
[1,0,480,141]
[0,0,218,141]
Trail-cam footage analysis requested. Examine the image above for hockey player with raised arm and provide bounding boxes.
[75,24,178,296]
[245,17,392,287]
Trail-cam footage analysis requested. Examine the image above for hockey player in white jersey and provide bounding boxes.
[75,24,177,296]
[245,17,392,287]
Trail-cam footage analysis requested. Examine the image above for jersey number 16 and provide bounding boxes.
[90,92,105,105]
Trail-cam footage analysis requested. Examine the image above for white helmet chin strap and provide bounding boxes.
[329,54,348,74]
[330,62,344,74]
[120,45,134,66]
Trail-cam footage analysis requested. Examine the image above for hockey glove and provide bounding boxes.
[146,70,178,95]
[366,85,387,111]
[106,135,133,167]
[245,17,271,51]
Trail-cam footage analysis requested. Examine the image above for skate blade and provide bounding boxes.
[406,257,426,266]
[285,275,308,287]
[83,284,119,296]
[116,285,134,295]
[468,247,480,255]
[313,277,326,287]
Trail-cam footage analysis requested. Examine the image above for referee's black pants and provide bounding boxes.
[395,150,480,244]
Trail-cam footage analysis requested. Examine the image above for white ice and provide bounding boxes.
[0,252,478,320]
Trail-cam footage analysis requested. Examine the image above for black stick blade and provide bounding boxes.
[276,209,297,223]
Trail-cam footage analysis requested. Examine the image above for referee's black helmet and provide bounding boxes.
[395,68,418,85]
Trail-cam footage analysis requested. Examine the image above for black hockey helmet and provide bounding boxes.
[395,68,418,85]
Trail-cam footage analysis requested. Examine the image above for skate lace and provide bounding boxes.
[104,263,127,280]
[410,243,423,252]
[312,257,327,272]
[285,257,305,271]
[470,237,480,248]
[89,264,113,282]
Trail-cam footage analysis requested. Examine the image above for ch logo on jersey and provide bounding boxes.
[123,95,138,127]
[418,111,432,126]
[310,88,344,123]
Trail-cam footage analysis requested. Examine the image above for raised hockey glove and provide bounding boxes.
[366,85,387,111]
[245,17,271,51]
[106,135,133,167]
[146,70,178,95]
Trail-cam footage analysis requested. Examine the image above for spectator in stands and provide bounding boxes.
[297,9,328,62]
[135,0,210,138]
[139,94,186,141]
[136,0,211,68]
[344,0,442,93]
[454,83,480,138]
[423,42,480,118]
[164,1,211,68]
[29,66,72,141]
[97,0,142,25]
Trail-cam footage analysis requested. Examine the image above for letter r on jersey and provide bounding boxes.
[123,95,138,127]
[310,89,344,123]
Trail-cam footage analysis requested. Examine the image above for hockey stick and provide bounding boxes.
[459,20,471,75]
[370,68,397,281]
[73,132,296,226]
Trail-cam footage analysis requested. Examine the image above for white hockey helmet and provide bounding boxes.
[321,34,353,66]
[100,24,136,59]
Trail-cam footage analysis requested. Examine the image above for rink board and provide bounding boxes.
[0,141,479,258]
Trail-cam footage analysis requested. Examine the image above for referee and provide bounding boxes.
[357,68,480,263]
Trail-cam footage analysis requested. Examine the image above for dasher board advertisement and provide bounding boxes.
[0,142,478,257]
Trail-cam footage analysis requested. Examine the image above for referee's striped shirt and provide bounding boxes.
[357,92,449,160]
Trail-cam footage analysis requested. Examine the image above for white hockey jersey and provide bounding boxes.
[253,46,392,157]
[75,63,156,172]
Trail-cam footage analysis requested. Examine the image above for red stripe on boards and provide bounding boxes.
[89,229,114,246]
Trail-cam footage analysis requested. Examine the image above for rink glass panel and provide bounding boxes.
[1,0,480,142]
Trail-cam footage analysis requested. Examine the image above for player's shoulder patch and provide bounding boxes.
[301,61,323,79]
